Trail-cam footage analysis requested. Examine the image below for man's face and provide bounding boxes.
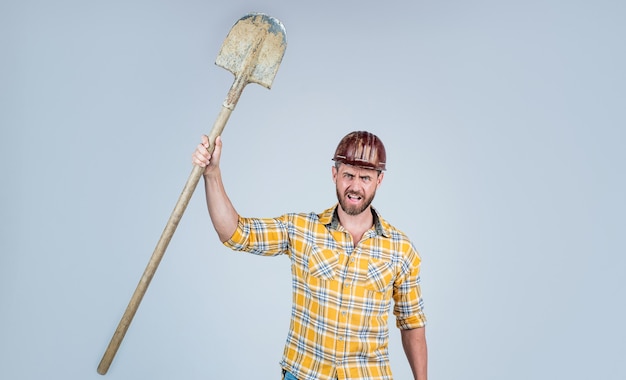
[333,163,384,216]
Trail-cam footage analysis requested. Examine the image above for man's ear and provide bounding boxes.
[376,171,384,188]
[332,165,338,183]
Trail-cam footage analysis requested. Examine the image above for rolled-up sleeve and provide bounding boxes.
[393,245,427,330]
[224,215,290,257]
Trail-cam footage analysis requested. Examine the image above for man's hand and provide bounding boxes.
[192,135,223,177]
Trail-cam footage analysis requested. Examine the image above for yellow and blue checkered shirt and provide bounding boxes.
[224,205,426,380]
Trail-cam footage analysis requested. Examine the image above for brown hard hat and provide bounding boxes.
[332,131,387,171]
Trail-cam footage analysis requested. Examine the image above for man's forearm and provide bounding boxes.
[401,327,428,380]
[203,171,238,242]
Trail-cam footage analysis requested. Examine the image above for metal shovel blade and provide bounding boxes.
[216,13,287,89]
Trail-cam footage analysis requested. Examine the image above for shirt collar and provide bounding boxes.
[319,204,390,238]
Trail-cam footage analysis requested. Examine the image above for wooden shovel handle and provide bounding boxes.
[97,13,286,373]
[97,106,232,375]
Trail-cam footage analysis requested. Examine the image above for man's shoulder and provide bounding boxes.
[371,208,408,237]
[280,206,335,225]
[372,209,417,251]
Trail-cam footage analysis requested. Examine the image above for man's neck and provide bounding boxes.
[336,206,374,245]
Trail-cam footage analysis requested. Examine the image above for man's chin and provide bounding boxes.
[339,200,369,216]
[336,189,376,216]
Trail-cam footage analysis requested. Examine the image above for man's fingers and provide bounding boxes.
[192,143,210,167]
[192,135,222,169]
[212,136,223,158]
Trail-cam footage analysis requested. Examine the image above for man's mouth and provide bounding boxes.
[346,193,363,202]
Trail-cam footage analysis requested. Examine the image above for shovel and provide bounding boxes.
[97,13,287,375]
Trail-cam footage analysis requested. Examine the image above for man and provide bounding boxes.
[192,131,427,380]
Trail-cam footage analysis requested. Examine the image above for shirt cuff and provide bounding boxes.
[396,313,427,330]
[223,216,247,250]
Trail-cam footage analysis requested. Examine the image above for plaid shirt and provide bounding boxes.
[224,205,426,380]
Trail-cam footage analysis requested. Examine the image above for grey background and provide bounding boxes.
[1,0,624,379]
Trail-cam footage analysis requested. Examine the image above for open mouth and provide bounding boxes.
[346,193,363,203]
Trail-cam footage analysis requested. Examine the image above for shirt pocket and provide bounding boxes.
[366,259,394,294]
[307,246,338,280]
